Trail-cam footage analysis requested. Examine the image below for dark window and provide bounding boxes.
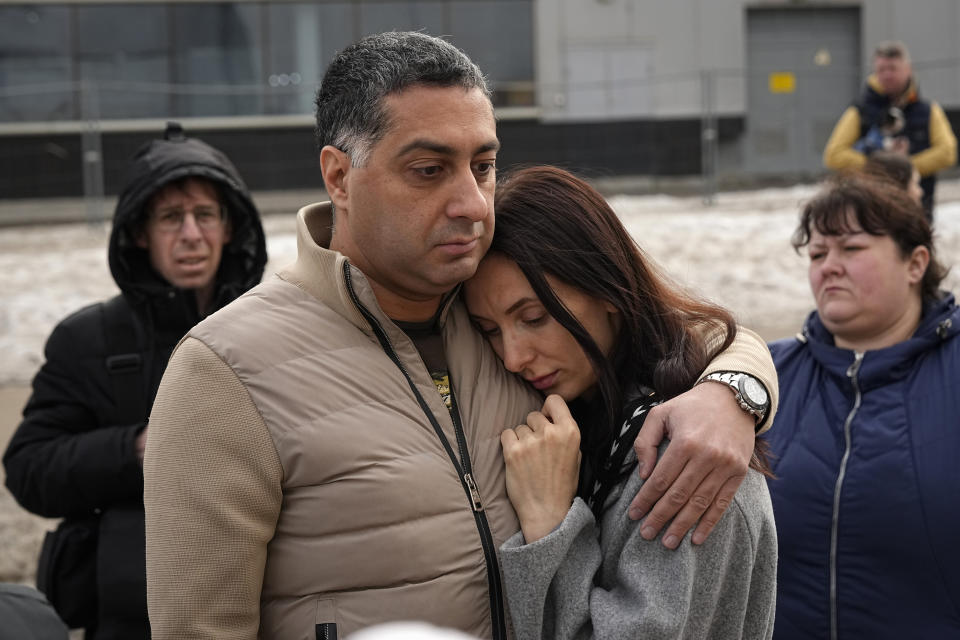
[0,0,535,122]
[359,1,444,36]
[171,3,262,116]
[265,2,354,115]
[0,6,73,121]
[75,5,172,118]
[449,1,534,83]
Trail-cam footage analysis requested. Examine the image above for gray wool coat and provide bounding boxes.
[500,452,777,640]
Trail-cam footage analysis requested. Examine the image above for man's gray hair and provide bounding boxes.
[314,31,490,167]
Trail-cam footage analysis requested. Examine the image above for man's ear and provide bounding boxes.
[319,146,352,210]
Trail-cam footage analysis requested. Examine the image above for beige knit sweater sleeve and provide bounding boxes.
[144,337,283,640]
[699,326,779,435]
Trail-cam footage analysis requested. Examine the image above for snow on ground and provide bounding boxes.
[1,183,959,585]
[6,182,957,387]
[0,214,300,386]
[612,185,960,337]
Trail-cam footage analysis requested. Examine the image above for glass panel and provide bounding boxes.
[0,0,537,122]
[265,2,354,115]
[75,5,172,118]
[358,1,444,37]
[172,3,263,117]
[448,1,533,83]
[0,5,74,121]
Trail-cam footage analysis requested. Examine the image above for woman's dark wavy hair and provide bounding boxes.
[490,166,770,500]
[793,171,948,303]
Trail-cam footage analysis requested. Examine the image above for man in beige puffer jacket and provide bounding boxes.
[144,31,779,640]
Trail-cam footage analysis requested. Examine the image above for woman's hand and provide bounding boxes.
[501,394,582,543]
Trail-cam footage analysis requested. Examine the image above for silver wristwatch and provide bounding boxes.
[700,371,770,425]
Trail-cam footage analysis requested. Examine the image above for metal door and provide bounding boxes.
[745,7,861,174]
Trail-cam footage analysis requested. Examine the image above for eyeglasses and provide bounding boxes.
[149,206,225,233]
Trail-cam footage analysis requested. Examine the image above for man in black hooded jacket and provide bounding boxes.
[3,122,267,639]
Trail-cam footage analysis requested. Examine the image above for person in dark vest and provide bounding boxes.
[823,40,957,220]
[767,173,959,639]
[2,122,267,639]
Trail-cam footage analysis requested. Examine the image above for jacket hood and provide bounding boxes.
[108,122,267,311]
[799,292,959,390]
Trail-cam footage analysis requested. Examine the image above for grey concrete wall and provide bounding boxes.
[536,0,960,120]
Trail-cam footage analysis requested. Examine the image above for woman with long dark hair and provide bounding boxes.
[463,166,777,639]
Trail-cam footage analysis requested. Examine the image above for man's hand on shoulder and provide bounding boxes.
[627,381,755,549]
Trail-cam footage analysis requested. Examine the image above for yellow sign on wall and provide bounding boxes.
[769,72,796,94]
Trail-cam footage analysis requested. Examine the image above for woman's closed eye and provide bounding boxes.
[522,314,548,327]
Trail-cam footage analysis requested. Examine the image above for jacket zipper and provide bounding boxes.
[450,389,507,635]
[343,263,507,640]
[830,351,863,640]
[315,623,337,640]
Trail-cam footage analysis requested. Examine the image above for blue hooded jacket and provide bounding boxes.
[767,293,960,639]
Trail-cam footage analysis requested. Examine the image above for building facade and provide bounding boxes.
[1,0,958,198]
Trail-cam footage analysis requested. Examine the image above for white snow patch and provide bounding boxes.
[1,186,958,386]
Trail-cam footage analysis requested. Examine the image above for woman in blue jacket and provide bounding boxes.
[767,173,959,639]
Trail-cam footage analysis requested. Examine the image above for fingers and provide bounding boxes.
[632,405,667,481]
[540,394,573,422]
[526,401,580,442]
[628,446,690,523]
[501,422,535,452]
[628,435,748,549]
[623,378,757,548]
[514,424,534,438]
[503,404,580,471]
[525,411,548,432]
[692,475,742,545]
[628,409,672,518]
[632,445,710,545]
[523,419,580,462]
[654,466,729,549]
[501,424,531,446]
[501,425,533,465]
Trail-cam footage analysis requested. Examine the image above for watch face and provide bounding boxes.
[741,376,769,408]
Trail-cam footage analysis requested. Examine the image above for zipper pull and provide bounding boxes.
[846,351,864,378]
[464,473,484,512]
